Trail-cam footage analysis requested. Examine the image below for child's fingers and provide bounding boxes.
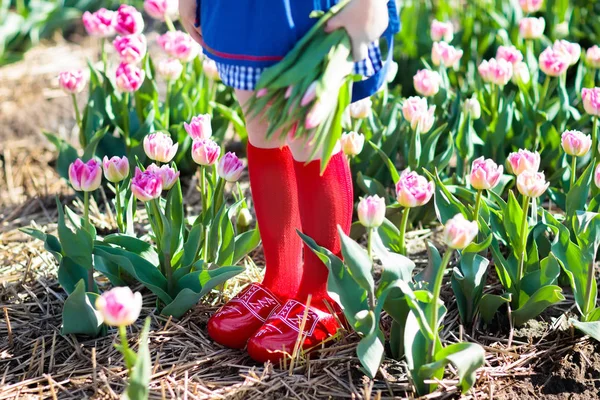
[352,42,369,62]
[325,15,344,33]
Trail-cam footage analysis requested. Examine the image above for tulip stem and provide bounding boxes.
[164,81,171,128]
[199,166,207,215]
[123,92,131,153]
[428,249,453,362]
[71,94,84,147]
[101,38,108,77]
[83,191,94,291]
[119,325,133,372]
[593,117,599,162]
[473,190,482,224]
[367,228,373,261]
[115,182,124,232]
[165,15,176,32]
[515,195,530,308]
[214,178,225,213]
[151,199,164,239]
[538,74,550,111]
[570,156,577,189]
[583,247,598,320]
[398,207,410,256]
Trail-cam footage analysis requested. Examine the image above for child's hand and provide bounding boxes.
[179,0,203,44]
[325,0,389,61]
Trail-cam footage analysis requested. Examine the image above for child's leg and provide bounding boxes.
[207,90,303,349]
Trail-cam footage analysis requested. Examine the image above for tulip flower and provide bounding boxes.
[143,132,179,163]
[131,167,163,202]
[478,58,513,86]
[102,156,129,183]
[58,70,87,94]
[395,169,434,254]
[432,42,463,69]
[69,159,102,192]
[358,195,386,230]
[147,164,180,190]
[586,46,600,69]
[349,97,372,119]
[185,114,212,140]
[402,96,428,123]
[582,88,600,117]
[553,40,581,66]
[410,106,436,133]
[115,62,145,92]
[430,19,454,42]
[144,0,179,21]
[191,138,221,166]
[82,9,116,37]
[464,97,481,120]
[595,164,600,189]
[496,45,523,65]
[236,208,253,233]
[520,0,543,13]
[217,152,244,182]
[157,31,201,62]
[113,35,147,64]
[519,17,545,39]
[157,58,183,80]
[256,88,268,98]
[470,157,503,221]
[443,213,479,250]
[305,100,328,130]
[115,5,144,35]
[340,131,365,156]
[561,130,591,157]
[300,81,318,107]
[507,149,541,175]
[517,171,549,198]
[95,287,142,327]
[203,59,220,80]
[413,69,441,97]
[386,61,398,83]
[512,62,531,85]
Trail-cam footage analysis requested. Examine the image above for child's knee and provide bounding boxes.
[287,133,341,163]
[235,89,286,149]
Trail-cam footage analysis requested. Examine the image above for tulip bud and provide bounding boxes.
[131,167,162,201]
[143,132,178,163]
[144,0,179,21]
[539,47,571,77]
[507,149,541,175]
[95,287,142,327]
[396,169,434,208]
[561,130,591,157]
[553,40,581,66]
[102,156,129,183]
[496,45,523,65]
[147,163,180,190]
[58,70,87,94]
[586,46,600,69]
[470,157,503,190]
[595,164,600,189]
[305,100,327,130]
[256,88,268,98]
[410,106,436,133]
[432,42,463,69]
[478,58,513,86]
[519,0,543,13]
[157,31,201,62]
[402,96,428,123]
[184,114,212,140]
[191,138,221,166]
[69,158,102,192]
[554,21,569,38]
[157,58,183,81]
[443,214,478,250]
[582,87,600,116]
[115,62,145,92]
[115,4,144,36]
[386,61,398,83]
[217,152,244,182]
[113,34,147,64]
[340,131,365,156]
[430,19,454,42]
[236,208,253,232]
[512,61,531,85]
[464,97,481,120]
[413,69,441,97]
[349,97,372,119]
[519,17,545,40]
[357,195,386,228]
[202,59,220,80]
[82,9,116,37]
[300,81,318,107]
[517,171,549,198]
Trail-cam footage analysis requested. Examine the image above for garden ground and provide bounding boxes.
[1,39,599,400]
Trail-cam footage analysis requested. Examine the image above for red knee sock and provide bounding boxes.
[247,143,303,299]
[293,152,353,310]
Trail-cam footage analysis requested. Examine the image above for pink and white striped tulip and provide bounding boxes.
[432,42,463,68]
[147,164,180,190]
[464,97,481,119]
[586,46,600,69]
[512,62,531,85]
[519,0,543,13]
[340,131,365,156]
[305,100,328,130]
[478,58,513,86]
[539,46,570,76]
[396,169,434,208]
[443,214,479,250]
[191,138,221,166]
[102,156,129,183]
[143,132,178,163]
[300,81,318,107]
[95,287,142,327]
[82,9,116,37]
[507,149,541,175]
[69,158,102,192]
[144,0,179,21]
[349,97,372,119]
[202,59,220,80]
[157,31,200,62]
[430,19,454,42]
[517,171,549,198]
[410,106,436,133]
[496,45,523,65]
[402,96,428,123]
[217,152,244,182]
[115,63,145,92]
[561,130,592,157]
[58,70,87,94]
[157,58,183,80]
[131,167,162,201]
[470,157,503,190]
[113,35,147,64]
[519,17,545,39]
[582,88,600,116]
[357,195,386,228]
[595,164,600,189]
[115,5,144,35]
[413,69,441,97]
[553,40,581,65]
[184,114,212,140]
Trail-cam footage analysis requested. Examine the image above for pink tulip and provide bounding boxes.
[478,58,513,86]
[184,114,212,140]
[58,70,87,94]
[82,9,116,37]
[519,0,543,13]
[115,4,144,35]
[284,85,294,99]
[410,106,436,133]
[217,152,244,182]
[115,63,145,92]
[396,169,434,208]
[256,88,268,98]
[470,157,503,190]
[144,0,178,21]
[69,158,102,192]
[147,163,180,190]
[496,45,523,65]
[517,171,549,198]
[95,287,142,327]
[143,132,178,163]
[300,81,318,107]
[586,46,600,69]
[582,88,600,116]
[432,42,463,68]
[157,31,200,62]
[402,96,428,123]
[113,35,147,64]
[553,40,581,65]
[507,149,541,175]
[464,97,481,119]
[512,61,531,85]
[102,156,129,182]
[430,19,454,42]
[131,167,162,201]
[519,17,545,39]
[357,195,386,228]
[349,97,372,119]
[157,58,183,80]
[340,131,365,156]
[539,47,571,77]
[413,69,441,97]
[202,59,220,80]
[443,214,479,250]
[191,138,221,166]
[561,130,592,157]
[595,164,600,189]
[305,100,327,130]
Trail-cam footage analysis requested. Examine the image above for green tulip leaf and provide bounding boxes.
[61,280,103,336]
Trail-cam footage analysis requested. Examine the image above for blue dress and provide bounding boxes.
[196,0,400,102]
